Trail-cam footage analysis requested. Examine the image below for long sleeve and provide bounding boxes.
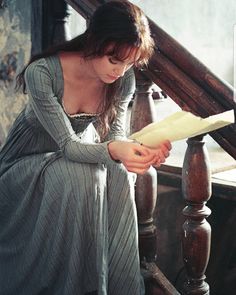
[24,58,129,165]
[104,69,135,141]
[25,59,135,164]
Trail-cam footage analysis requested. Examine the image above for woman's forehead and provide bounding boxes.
[105,43,141,62]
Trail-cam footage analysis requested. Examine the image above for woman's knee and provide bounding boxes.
[43,158,107,192]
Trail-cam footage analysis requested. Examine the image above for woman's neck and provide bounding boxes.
[59,51,103,87]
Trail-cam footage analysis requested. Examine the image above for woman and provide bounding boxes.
[0,1,171,294]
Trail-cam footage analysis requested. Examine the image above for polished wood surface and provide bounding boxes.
[130,70,158,263]
[182,136,212,295]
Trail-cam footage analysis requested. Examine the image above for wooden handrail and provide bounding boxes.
[148,19,234,109]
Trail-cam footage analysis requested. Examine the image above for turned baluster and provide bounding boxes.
[182,135,212,295]
[130,69,158,262]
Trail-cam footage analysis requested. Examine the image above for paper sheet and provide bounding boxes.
[129,109,235,147]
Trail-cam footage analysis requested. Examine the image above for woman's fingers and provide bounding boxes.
[146,140,172,168]
[159,148,169,158]
[125,157,154,169]
[152,156,166,168]
[125,163,153,174]
[163,140,172,150]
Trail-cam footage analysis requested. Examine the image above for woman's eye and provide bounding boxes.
[108,57,118,64]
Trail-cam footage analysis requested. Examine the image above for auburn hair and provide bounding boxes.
[16,1,154,139]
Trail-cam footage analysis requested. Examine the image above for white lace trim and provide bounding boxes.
[62,101,98,118]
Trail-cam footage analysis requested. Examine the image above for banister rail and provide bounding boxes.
[148,19,234,109]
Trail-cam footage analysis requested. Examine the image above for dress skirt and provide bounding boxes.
[0,56,144,295]
[0,147,144,294]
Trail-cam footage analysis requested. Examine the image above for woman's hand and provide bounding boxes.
[108,140,172,174]
[147,140,172,168]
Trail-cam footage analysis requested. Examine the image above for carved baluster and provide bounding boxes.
[130,69,158,262]
[182,135,212,295]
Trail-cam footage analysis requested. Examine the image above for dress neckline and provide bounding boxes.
[52,54,100,118]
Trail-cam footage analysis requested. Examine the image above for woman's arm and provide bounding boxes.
[103,69,172,174]
[25,58,118,165]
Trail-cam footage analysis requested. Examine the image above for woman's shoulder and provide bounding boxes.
[25,55,62,81]
[27,55,60,71]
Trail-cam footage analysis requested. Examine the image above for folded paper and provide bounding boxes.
[129,109,235,148]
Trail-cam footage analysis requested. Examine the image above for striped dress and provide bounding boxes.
[0,56,144,295]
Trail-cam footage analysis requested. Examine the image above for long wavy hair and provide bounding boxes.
[16,0,154,138]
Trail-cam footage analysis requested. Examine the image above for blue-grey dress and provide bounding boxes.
[0,56,144,295]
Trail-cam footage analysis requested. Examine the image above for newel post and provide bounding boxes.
[130,69,158,262]
[182,135,212,295]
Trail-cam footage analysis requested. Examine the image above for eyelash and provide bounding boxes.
[108,57,118,64]
[108,57,134,68]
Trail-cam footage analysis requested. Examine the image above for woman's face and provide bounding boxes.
[90,47,141,84]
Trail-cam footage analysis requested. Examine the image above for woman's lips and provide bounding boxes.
[107,74,119,80]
